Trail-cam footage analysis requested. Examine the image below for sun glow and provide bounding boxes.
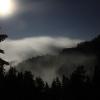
[0,0,15,17]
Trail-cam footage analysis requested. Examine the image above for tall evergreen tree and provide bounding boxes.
[0,33,9,97]
[0,34,9,67]
[0,34,9,80]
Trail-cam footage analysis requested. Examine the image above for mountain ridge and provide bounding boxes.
[15,35,100,83]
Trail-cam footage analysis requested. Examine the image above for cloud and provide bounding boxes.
[15,44,96,84]
[0,36,81,65]
[0,36,97,84]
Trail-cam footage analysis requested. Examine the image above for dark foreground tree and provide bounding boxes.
[0,34,9,66]
[0,34,9,80]
[0,34,100,100]
[0,33,9,99]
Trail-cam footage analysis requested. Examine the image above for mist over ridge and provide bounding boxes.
[0,35,99,83]
[0,36,81,64]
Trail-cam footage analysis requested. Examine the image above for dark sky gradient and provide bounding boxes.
[0,0,99,40]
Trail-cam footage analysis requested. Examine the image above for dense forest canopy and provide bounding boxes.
[0,34,100,99]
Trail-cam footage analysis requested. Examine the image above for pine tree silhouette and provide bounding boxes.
[0,34,100,100]
[0,34,9,66]
[0,33,9,99]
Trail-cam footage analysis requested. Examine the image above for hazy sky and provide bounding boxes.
[0,0,99,82]
[0,0,99,40]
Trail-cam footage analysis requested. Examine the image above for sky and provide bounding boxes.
[0,0,99,82]
[0,0,99,40]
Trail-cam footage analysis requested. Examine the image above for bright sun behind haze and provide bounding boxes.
[0,0,15,17]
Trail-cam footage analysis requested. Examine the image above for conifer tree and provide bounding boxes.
[0,33,9,77]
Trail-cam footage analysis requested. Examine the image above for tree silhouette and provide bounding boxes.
[62,75,69,88]
[35,77,45,90]
[0,33,9,99]
[70,66,86,84]
[23,71,34,90]
[0,34,9,81]
[0,34,9,69]
[52,77,61,89]
[0,34,100,100]
[69,66,88,99]
[51,77,62,100]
